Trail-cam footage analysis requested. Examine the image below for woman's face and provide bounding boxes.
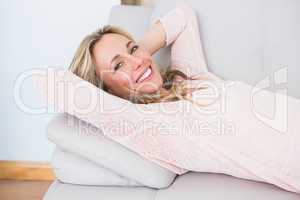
[92,33,163,100]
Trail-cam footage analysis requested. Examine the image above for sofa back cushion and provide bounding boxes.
[150,0,300,98]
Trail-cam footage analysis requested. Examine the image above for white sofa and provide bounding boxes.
[43,2,300,199]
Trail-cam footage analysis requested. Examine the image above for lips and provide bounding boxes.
[136,66,153,83]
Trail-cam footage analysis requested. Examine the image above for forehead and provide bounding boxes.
[93,33,131,70]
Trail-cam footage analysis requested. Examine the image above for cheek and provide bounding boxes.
[111,73,132,88]
[107,72,131,89]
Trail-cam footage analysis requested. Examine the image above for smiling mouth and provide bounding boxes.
[136,66,153,83]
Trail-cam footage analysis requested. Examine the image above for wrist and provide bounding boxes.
[137,21,166,55]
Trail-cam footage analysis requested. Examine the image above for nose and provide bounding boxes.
[125,54,144,70]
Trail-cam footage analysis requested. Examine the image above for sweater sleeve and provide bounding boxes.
[153,5,209,78]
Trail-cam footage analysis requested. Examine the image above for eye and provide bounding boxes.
[130,45,139,54]
[114,62,123,71]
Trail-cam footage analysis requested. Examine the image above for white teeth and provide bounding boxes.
[137,68,152,83]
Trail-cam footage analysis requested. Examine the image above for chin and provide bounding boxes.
[135,77,163,95]
[135,71,163,94]
[139,86,160,94]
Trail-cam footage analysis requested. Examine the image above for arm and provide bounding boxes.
[138,5,210,79]
[137,21,166,56]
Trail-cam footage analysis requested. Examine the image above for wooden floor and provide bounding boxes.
[0,180,52,200]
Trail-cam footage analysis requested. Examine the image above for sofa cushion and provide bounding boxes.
[155,172,300,200]
[51,147,142,186]
[151,0,300,99]
[108,5,153,40]
[151,0,265,85]
[43,173,300,200]
[47,113,177,188]
[43,180,157,200]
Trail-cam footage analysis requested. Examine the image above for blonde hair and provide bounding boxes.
[69,25,204,104]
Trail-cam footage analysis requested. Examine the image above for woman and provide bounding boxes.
[67,5,300,193]
[69,5,219,104]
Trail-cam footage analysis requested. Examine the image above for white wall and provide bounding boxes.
[0,0,119,161]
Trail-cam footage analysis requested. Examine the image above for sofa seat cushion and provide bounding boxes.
[155,172,300,200]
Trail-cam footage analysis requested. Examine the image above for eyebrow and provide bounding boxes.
[110,40,133,65]
[126,40,133,48]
